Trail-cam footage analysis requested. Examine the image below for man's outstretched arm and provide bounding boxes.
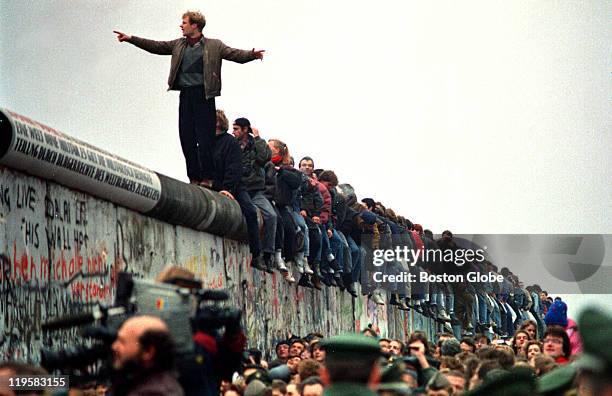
[219,40,265,63]
[113,30,177,55]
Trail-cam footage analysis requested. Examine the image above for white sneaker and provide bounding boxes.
[438,308,451,321]
[276,257,288,272]
[283,270,296,283]
[295,258,304,274]
[371,291,385,305]
[303,261,314,275]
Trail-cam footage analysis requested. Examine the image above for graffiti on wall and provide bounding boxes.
[0,166,432,363]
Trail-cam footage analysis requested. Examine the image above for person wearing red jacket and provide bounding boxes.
[299,157,336,287]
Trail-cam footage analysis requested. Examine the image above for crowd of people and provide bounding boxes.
[210,294,605,396]
[1,8,605,396]
[1,297,609,395]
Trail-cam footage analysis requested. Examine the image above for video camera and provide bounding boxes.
[41,271,242,379]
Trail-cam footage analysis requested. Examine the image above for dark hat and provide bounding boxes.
[537,365,576,396]
[426,372,452,390]
[574,307,612,373]
[245,368,272,386]
[234,117,252,133]
[544,300,568,328]
[275,339,289,350]
[376,361,413,395]
[319,333,381,360]
[463,367,538,396]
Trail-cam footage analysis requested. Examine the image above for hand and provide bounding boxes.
[219,190,235,200]
[251,127,260,138]
[312,216,321,225]
[113,30,131,42]
[252,49,265,60]
[300,210,307,218]
[327,229,333,238]
[409,344,429,368]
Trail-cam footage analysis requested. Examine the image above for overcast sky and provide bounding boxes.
[1,1,610,235]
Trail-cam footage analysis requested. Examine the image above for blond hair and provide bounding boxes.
[182,10,206,31]
[216,109,229,132]
[268,139,292,165]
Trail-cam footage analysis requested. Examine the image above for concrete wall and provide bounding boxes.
[0,166,435,363]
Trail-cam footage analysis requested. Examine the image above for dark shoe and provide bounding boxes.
[398,300,410,311]
[312,275,323,290]
[311,261,323,279]
[251,255,266,271]
[319,270,331,286]
[264,256,275,274]
[298,274,314,289]
[335,274,345,290]
[389,294,400,306]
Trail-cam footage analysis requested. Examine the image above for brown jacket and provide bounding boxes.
[128,35,257,99]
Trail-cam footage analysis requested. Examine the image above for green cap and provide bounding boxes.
[574,307,612,373]
[319,333,381,359]
[537,365,577,396]
[463,368,538,396]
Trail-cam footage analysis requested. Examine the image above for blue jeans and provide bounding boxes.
[346,236,361,282]
[234,187,261,257]
[477,292,489,325]
[336,231,352,273]
[249,191,277,254]
[492,298,502,329]
[329,229,345,274]
[291,210,309,256]
[319,224,332,272]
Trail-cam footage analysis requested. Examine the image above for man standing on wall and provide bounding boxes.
[114,11,264,186]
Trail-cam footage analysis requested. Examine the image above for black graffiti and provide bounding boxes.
[0,184,10,211]
[44,195,71,223]
[75,199,87,226]
[16,184,36,212]
[21,218,40,248]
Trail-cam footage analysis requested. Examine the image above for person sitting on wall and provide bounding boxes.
[232,117,280,275]
[214,110,264,270]
[265,139,304,284]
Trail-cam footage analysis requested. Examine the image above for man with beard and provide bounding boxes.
[110,315,184,395]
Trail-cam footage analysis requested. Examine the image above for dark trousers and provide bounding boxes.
[179,86,216,181]
[235,187,261,257]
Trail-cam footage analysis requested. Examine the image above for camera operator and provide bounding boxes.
[156,266,246,396]
[110,315,184,396]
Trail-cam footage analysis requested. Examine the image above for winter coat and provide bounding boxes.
[212,133,243,195]
[240,135,271,192]
[566,318,583,355]
[128,35,257,99]
[315,179,332,224]
[264,163,302,207]
[299,175,323,217]
[329,187,348,228]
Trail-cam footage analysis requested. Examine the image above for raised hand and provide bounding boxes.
[113,30,132,42]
